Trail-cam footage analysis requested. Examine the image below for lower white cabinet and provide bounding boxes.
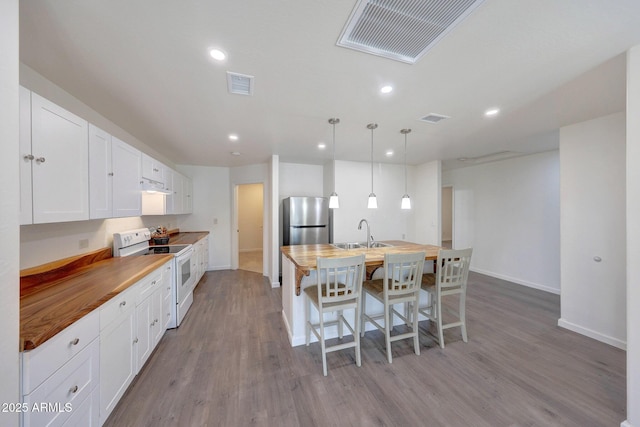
[193,236,209,286]
[162,262,173,330]
[21,310,100,427]
[99,262,169,424]
[99,285,137,425]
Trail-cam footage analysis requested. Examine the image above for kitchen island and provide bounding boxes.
[280,241,440,347]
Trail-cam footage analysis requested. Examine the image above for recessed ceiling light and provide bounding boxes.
[228,134,239,141]
[230,151,241,156]
[380,85,393,94]
[318,143,326,149]
[485,108,500,117]
[385,150,394,157]
[209,48,226,61]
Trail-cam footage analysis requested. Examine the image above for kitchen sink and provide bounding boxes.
[331,242,365,249]
[332,241,393,249]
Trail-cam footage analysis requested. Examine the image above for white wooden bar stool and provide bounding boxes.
[304,254,366,376]
[360,251,425,363]
[419,248,473,348]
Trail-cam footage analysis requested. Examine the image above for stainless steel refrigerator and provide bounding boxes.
[282,197,332,245]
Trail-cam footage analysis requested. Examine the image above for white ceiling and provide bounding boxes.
[19,0,640,169]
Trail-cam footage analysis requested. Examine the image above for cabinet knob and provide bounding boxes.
[70,338,80,346]
[108,172,114,176]
[69,385,78,394]
[133,338,139,344]
[23,154,34,161]
[120,300,127,307]
[35,157,46,163]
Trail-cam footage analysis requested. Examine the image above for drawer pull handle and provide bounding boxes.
[69,385,78,394]
[70,338,80,346]
[120,301,127,307]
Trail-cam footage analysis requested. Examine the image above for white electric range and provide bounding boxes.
[113,228,196,327]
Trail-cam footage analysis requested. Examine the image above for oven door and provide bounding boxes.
[175,247,195,326]
[176,247,195,300]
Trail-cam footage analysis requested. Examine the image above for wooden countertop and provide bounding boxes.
[20,250,172,351]
[151,230,209,246]
[281,241,441,295]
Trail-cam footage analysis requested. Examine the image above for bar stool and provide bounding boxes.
[304,254,366,376]
[419,248,473,348]
[361,251,425,363]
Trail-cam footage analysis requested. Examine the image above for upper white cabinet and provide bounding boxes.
[89,127,142,219]
[88,125,113,219]
[22,90,89,224]
[19,86,33,225]
[112,137,142,218]
[141,153,165,184]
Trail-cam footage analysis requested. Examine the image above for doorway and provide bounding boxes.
[442,186,453,249]
[237,183,264,273]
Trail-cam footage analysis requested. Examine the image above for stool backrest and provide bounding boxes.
[383,251,426,297]
[316,254,366,304]
[437,248,473,291]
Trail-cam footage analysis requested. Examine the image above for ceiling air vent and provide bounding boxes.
[227,72,254,96]
[420,113,450,124]
[337,0,485,64]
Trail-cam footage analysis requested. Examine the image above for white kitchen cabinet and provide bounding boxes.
[141,153,165,184]
[193,236,209,286]
[23,91,89,224]
[21,310,100,427]
[134,267,164,371]
[19,86,33,225]
[162,262,173,330]
[183,176,193,214]
[99,285,137,425]
[88,124,113,219]
[111,137,142,217]
[85,124,145,220]
[170,172,183,214]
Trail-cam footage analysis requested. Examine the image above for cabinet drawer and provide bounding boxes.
[22,310,99,395]
[137,269,162,305]
[23,338,99,427]
[100,285,137,330]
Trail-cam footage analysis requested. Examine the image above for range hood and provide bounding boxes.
[140,178,172,195]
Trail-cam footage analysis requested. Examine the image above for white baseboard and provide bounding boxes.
[557,318,626,350]
[208,264,232,271]
[239,248,262,253]
[470,267,560,295]
[271,280,280,288]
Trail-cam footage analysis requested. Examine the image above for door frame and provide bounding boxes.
[231,181,267,275]
[442,185,455,248]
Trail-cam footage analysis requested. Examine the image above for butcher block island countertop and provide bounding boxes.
[20,248,172,351]
[281,240,441,296]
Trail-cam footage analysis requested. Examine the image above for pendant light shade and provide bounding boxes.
[401,128,412,210]
[328,118,340,209]
[367,123,378,209]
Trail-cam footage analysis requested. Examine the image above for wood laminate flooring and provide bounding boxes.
[103,270,626,427]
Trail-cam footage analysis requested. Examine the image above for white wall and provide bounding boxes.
[177,165,231,270]
[279,162,324,199]
[443,151,561,294]
[413,161,441,245]
[625,45,640,427]
[333,160,415,243]
[559,112,626,349]
[0,2,20,425]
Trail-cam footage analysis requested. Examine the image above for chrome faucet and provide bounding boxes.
[358,219,373,248]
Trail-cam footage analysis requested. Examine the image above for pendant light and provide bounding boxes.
[400,128,412,210]
[366,123,378,209]
[328,118,340,209]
